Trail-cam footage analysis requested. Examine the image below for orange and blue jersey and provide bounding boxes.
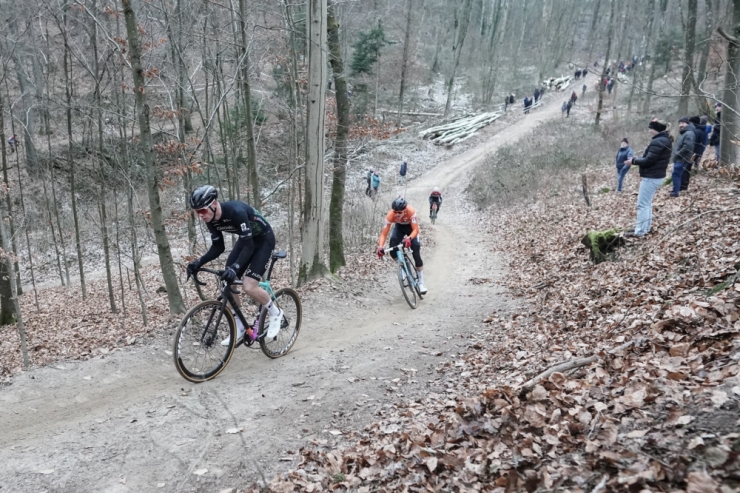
[378,205,419,247]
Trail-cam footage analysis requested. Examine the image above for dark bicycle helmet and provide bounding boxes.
[391,197,407,211]
[190,185,218,209]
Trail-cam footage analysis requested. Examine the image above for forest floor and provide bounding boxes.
[0,94,564,491]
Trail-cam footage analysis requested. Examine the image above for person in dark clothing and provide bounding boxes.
[533,88,540,104]
[624,119,673,237]
[615,138,634,193]
[398,161,407,185]
[709,103,721,161]
[523,97,532,114]
[682,116,707,191]
[561,101,568,115]
[187,186,283,344]
[582,83,587,96]
[575,69,581,79]
[570,91,578,105]
[671,116,696,197]
[565,100,572,117]
[504,96,509,112]
[607,78,615,94]
[582,69,587,79]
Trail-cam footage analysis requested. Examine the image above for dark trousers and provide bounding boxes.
[680,161,694,191]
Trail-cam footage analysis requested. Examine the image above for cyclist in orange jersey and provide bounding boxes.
[376,197,427,294]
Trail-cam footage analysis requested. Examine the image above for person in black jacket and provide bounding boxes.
[624,119,673,237]
[709,103,721,162]
[671,116,696,197]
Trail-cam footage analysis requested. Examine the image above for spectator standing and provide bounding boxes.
[582,69,587,80]
[683,116,707,192]
[582,83,587,96]
[607,78,615,94]
[561,101,568,115]
[523,96,531,114]
[398,161,408,185]
[570,91,578,105]
[7,134,16,153]
[709,103,721,161]
[624,119,673,237]
[371,171,381,198]
[565,100,572,117]
[504,96,509,112]
[365,168,374,196]
[671,116,696,197]
[615,138,634,193]
[533,88,540,104]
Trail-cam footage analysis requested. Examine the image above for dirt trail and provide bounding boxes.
[0,98,561,492]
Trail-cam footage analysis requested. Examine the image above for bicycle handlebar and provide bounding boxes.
[188,267,244,288]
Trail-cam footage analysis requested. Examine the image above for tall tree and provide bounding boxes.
[717,0,740,167]
[328,2,350,273]
[122,0,185,314]
[299,0,328,284]
[238,0,261,207]
[678,0,698,115]
[595,0,617,127]
[397,0,414,124]
[643,0,669,113]
[444,0,473,117]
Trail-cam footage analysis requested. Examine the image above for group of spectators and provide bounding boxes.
[617,103,722,238]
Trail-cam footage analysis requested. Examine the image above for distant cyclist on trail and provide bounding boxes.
[377,197,427,294]
[428,187,442,217]
[186,185,284,346]
[398,160,407,185]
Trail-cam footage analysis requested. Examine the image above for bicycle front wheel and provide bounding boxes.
[259,288,302,359]
[173,300,236,383]
[405,255,423,300]
[398,262,418,309]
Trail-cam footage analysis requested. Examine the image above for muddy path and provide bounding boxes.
[0,99,561,493]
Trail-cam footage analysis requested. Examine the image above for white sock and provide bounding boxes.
[266,301,280,317]
[418,271,424,284]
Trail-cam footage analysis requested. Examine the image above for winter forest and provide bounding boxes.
[1,0,740,491]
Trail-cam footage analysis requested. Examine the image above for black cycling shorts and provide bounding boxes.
[236,229,276,281]
[390,224,423,268]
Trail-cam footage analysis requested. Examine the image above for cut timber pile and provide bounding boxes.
[418,112,502,146]
[542,75,573,91]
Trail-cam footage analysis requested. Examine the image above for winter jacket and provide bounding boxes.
[371,173,381,188]
[709,112,721,146]
[399,162,407,176]
[673,123,696,163]
[632,131,672,179]
[692,124,708,160]
[616,146,634,167]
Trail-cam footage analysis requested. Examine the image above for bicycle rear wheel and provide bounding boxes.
[431,206,437,224]
[259,288,302,359]
[173,300,236,382]
[405,255,423,300]
[398,262,418,309]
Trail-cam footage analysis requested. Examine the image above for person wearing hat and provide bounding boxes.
[624,119,673,237]
[615,138,634,193]
[684,116,709,191]
[671,116,696,197]
[708,103,721,162]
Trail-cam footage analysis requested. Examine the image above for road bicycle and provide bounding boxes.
[173,250,301,383]
[386,242,423,309]
[430,203,438,225]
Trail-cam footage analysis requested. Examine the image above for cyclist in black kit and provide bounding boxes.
[186,185,283,346]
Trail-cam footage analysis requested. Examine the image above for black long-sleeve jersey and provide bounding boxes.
[199,201,272,271]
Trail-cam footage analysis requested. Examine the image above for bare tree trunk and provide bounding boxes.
[444,0,473,117]
[91,0,117,312]
[678,0,698,115]
[643,0,669,113]
[397,0,414,125]
[299,0,329,284]
[328,2,349,273]
[718,0,740,167]
[0,92,16,325]
[587,0,603,61]
[0,199,28,367]
[238,0,261,207]
[595,0,616,127]
[62,11,86,298]
[122,0,185,314]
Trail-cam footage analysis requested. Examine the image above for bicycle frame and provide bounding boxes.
[194,255,283,346]
[390,244,419,291]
